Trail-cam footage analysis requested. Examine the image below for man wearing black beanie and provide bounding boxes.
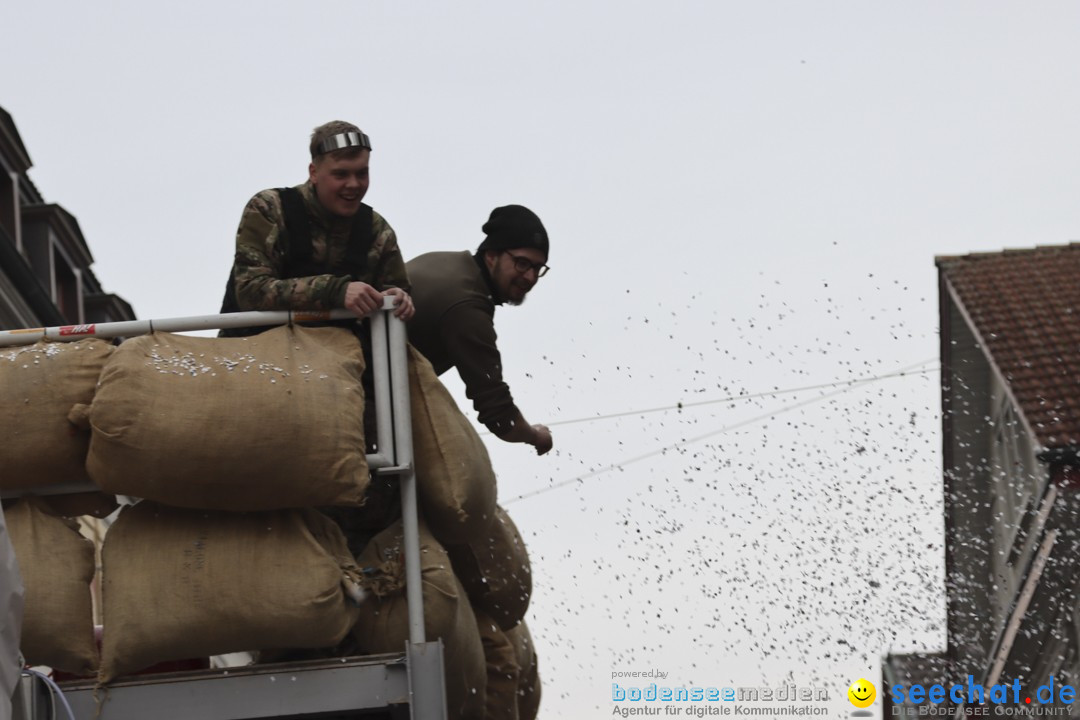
[406,205,553,455]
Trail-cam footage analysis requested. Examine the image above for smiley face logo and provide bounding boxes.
[847,678,876,708]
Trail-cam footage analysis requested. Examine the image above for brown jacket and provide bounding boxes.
[405,251,517,435]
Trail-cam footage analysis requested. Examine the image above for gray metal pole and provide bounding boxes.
[387,311,424,644]
[383,309,448,719]
[0,309,358,347]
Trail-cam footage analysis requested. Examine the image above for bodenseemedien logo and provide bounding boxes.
[610,678,831,716]
[611,683,829,703]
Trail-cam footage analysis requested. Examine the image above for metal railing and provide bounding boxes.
[3,299,447,719]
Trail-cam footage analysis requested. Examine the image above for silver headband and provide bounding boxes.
[314,131,372,157]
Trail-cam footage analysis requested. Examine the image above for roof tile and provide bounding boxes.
[939,243,1080,449]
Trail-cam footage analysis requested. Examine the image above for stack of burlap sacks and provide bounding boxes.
[0,326,539,720]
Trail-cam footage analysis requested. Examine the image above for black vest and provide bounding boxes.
[219,187,374,337]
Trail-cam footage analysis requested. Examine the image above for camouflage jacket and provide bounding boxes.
[231,181,410,311]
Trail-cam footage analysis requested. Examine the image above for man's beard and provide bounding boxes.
[495,270,529,306]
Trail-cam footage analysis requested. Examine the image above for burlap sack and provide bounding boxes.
[0,339,112,490]
[448,506,531,630]
[505,621,541,720]
[0,503,24,710]
[353,519,485,720]
[87,326,368,511]
[408,347,496,544]
[475,609,520,720]
[99,502,362,682]
[5,499,98,675]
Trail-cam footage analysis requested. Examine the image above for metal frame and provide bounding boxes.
[56,653,414,719]
[4,301,448,719]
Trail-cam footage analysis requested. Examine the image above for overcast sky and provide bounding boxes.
[5,2,1080,717]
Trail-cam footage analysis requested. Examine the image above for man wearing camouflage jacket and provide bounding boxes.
[222,120,413,323]
[219,121,413,558]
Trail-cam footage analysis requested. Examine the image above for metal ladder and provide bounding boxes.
[2,301,448,719]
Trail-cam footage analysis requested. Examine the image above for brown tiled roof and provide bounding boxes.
[938,243,1080,449]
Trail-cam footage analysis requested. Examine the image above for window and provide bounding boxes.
[0,169,17,247]
[54,257,81,323]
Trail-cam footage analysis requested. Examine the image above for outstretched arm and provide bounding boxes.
[440,303,551,454]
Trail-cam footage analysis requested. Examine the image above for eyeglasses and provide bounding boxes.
[505,251,550,278]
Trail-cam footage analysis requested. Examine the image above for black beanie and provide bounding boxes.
[477,205,549,259]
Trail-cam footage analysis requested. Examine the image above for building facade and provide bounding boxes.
[0,106,134,329]
[885,244,1080,715]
